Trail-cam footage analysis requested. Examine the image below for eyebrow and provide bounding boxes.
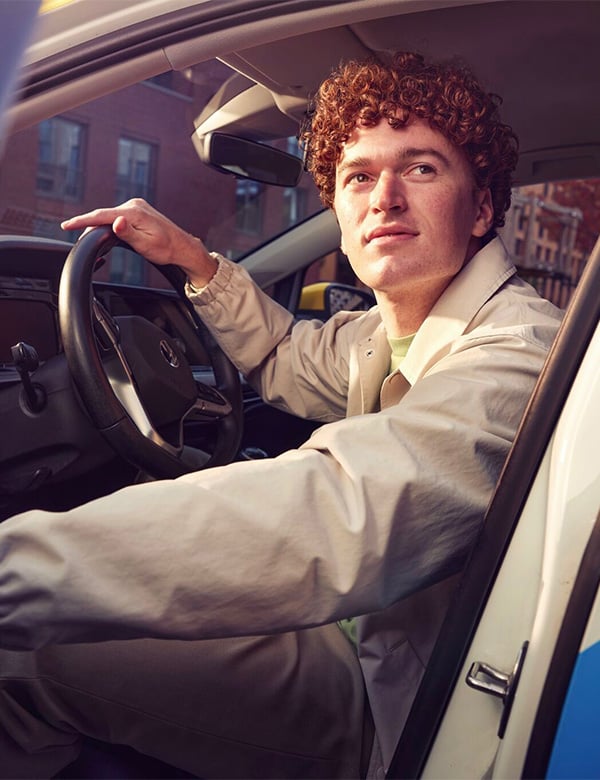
[337,146,452,175]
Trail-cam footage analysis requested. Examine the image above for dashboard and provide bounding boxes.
[0,237,211,375]
[0,235,215,519]
[0,285,58,365]
[0,235,319,522]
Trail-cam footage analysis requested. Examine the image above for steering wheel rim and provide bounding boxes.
[58,225,243,478]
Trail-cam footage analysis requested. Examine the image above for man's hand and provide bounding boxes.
[61,198,218,288]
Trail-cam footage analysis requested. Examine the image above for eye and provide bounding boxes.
[411,163,436,176]
[347,172,370,184]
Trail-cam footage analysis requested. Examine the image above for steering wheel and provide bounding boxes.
[58,225,243,479]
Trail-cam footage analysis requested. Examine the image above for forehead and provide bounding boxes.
[336,117,466,168]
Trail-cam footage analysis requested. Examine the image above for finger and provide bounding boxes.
[60,208,123,231]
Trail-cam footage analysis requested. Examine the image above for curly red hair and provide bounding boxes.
[301,52,518,230]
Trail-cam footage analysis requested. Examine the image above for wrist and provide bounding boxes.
[178,234,218,288]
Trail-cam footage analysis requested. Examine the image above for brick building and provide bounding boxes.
[500,182,598,308]
[0,59,321,288]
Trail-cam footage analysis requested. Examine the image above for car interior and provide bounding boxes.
[3,0,599,515]
[1,0,599,776]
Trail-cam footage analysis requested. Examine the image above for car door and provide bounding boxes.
[387,232,600,779]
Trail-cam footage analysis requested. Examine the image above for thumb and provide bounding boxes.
[112,215,130,238]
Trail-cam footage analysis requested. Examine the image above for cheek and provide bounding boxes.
[334,197,353,225]
[335,205,360,253]
[435,191,479,240]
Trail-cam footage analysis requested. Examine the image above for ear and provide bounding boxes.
[472,188,494,238]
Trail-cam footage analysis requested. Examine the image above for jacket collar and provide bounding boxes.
[350,237,515,415]
[400,236,515,385]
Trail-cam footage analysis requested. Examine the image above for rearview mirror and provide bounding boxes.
[193,131,303,187]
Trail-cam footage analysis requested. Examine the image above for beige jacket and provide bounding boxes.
[0,238,562,770]
[188,235,563,767]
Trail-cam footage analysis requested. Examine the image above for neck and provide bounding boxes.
[377,236,486,337]
[376,277,449,338]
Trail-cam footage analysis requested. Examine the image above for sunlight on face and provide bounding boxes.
[333,118,493,305]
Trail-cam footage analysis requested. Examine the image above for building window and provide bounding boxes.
[282,187,306,229]
[108,247,146,286]
[235,180,263,234]
[112,137,155,285]
[116,137,156,203]
[285,136,302,158]
[36,117,85,200]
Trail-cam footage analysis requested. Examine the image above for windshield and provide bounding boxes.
[2,57,598,302]
[0,60,323,287]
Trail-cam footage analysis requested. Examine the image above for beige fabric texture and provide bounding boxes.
[0,237,562,773]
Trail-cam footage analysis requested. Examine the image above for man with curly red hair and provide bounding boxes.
[303,52,518,226]
[0,53,561,778]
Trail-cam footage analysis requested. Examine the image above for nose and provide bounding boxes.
[370,172,407,213]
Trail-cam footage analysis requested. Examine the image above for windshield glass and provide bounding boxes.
[0,60,323,287]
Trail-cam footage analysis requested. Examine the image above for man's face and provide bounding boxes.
[333,118,493,302]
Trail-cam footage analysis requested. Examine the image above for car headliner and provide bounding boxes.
[10,0,600,187]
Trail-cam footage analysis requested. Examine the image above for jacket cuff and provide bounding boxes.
[185,253,235,304]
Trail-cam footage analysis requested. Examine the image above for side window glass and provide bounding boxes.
[298,249,375,320]
[501,179,600,308]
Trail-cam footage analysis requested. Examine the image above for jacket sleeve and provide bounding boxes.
[187,255,366,421]
[0,325,552,650]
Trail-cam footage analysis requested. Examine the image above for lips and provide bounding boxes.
[366,225,418,242]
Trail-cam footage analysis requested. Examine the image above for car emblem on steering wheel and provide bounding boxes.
[159,339,180,368]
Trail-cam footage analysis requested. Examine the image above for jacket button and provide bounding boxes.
[365,348,374,358]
